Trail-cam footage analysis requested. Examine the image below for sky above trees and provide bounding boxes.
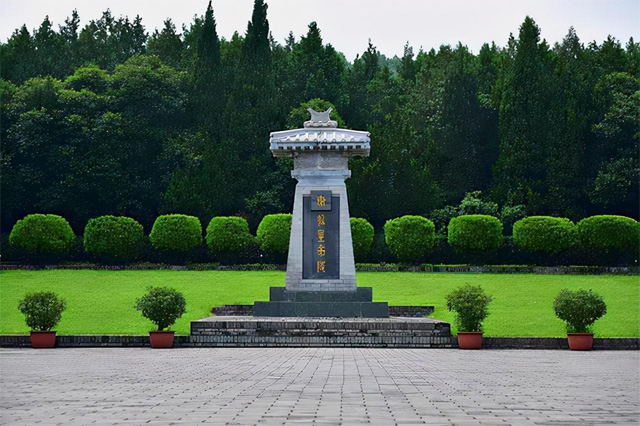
[2,0,638,61]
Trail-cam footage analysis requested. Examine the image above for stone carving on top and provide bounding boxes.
[269,107,370,158]
[304,108,338,128]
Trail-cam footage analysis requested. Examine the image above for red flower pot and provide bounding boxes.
[30,331,56,348]
[567,333,594,351]
[149,331,175,348]
[457,332,483,349]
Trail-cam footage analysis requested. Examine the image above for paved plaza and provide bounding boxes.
[0,348,638,425]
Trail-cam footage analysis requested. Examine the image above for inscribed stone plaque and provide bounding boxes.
[303,194,339,279]
[310,190,332,211]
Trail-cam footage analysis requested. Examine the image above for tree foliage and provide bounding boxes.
[1,8,637,236]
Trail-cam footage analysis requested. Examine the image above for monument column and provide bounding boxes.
[253,108,388,317]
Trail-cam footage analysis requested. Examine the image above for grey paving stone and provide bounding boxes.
[0,348,638,425]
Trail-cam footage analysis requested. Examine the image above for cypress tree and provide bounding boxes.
[192,0,223,133]
[148,19,183,69]
[492,16,554,211]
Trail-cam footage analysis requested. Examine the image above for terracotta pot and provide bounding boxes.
[149,331,175,348]
[30,331,56,348]
[567,333,594,351]
[457,332,483,349]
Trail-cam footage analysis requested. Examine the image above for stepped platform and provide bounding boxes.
[190,316,453,348]
[253,287,389,318]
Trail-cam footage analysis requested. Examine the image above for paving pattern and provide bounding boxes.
[0,348,638,425]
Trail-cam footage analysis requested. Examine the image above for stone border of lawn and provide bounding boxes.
[0,335,638,349]
[1,263,637,275]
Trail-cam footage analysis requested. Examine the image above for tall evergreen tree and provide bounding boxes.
[492,17,554,211]
[148,19,183,68]
[191,0,223,132]
[0,25,36,83]
[545,28,595,217]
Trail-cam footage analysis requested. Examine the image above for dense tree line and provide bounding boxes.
[1,1,638,234]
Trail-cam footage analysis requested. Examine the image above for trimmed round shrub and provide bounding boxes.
[83,215,145,261]
[446,284,492,332]
[384,216,436,264]
[149,214,202,252]
[18,291,66,331]
[206,216,253,255]
[513,216,576,254]
[256,214,291,254]
[576,215,639,253]
[554,289,607,333]
[135,287,186,331]
[448,215,503,253]
[9,214,75,255]
[350,218,375,261]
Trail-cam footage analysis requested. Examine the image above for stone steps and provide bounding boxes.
[190,316,453,348]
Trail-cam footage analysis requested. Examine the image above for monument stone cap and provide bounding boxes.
[270,108,370,158]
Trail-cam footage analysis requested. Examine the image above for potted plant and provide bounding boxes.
[446,284,492,349]
[553,289,607,351]
[135,287,186,348]
[18,291,67,348]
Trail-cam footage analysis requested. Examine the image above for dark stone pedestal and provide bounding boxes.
[253,287,389,318]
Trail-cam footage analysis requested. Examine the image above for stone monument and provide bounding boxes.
[253,108,388,317]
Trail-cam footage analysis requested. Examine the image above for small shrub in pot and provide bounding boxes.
[18,291,67,348]
[446,284,492,349]
[135,287,186,348]
[553,289,607,350]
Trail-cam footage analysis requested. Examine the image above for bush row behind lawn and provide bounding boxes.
[7,214,640,264]
[0,270,637,337]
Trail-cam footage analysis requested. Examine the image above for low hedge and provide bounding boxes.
[9,214,75,255]
[256,214,291,254]
[83,215,145,261]
[576,215,639,253]
[350,218,375,261]
[448,215,503,252]
[149,214,202,252]
[513,216,576,254]
[384,216,435,264]
[206,216,253,255]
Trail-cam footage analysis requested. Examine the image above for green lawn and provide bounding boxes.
[0,270,638,337]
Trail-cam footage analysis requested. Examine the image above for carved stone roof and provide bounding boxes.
[270,108,370,158]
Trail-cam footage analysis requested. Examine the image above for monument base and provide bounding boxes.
[190,316,453,348]
[253,287,389,318]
